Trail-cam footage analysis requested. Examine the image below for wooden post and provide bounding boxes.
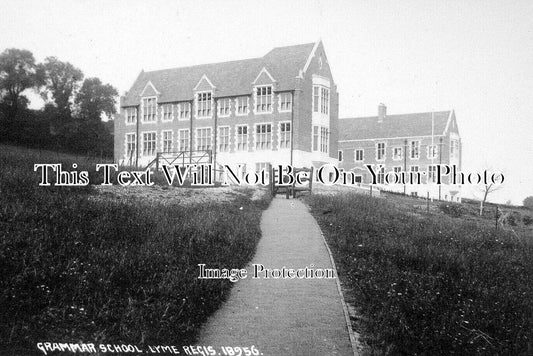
[156,152,160,171]
[370,185,373,197]
[495,206,499,230]
[427,191,430,214]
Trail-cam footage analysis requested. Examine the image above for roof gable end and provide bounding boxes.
[253,67,276,86]
[140,81,160,97]
[194,74,216,91]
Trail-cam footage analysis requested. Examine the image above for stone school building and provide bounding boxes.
[114,41,462,201]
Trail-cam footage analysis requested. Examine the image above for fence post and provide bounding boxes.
[370,185,373,197]
[495,206,499,230]
[427,191,430,214]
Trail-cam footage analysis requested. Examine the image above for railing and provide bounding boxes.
[145,150,213,170]
[270,164,314,199]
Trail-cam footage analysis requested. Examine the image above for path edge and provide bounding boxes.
[306,203,361,356]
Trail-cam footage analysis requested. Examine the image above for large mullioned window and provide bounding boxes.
[196,128,212,151]
[218,126,230,152]
[313,85,330,114]
[236,125,248,151]
[142,132,156,156]
[142,98,157,122]
[162,130,172,153]
[255,123,272,150]
[255,86,272,113]
[196,92,212,118]
[376,142,386,161]
[236,96,248,115]
[218,98,231,117]
[126,107,137,124]
[279,122,291,149]
[178,129,190,152]
[126,133,136,158]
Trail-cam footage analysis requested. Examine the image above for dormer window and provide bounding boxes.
[255,85,273,114]
[142,97,157,123]
[196,92,212,118]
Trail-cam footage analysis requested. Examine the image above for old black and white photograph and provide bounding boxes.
[1,1,532,355]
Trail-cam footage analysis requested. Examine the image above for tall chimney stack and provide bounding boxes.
[378,103,387,123]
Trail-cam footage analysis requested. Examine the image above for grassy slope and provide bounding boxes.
[0,144,271,354]
[306,193,533,356]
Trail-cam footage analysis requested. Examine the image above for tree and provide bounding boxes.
[524,196,533,210]
[478,180,503,216]
[74,77,117,156]
[75,77,117,122]
[0,48,44,120]
[41,57,84,116]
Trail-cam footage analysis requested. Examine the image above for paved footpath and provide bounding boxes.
[198,197,355,356]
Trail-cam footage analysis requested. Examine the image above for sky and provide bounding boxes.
[1,0,532,204]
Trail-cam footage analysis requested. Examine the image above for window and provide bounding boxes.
[236,96,249,115]
[393,166,402,173]
[196,92,212,118]
[255,123,272,150]
[338,150,343,162]
[126,107,137,124]
[236,126,248,151]
[161,104,174,121]
[178,129,189,152]
[218,126,230,152]
[427,145,438,159]
[410,165,419,173]
[392,147,403,160]
[125,133,136,158]
[255,162,270,181]
[312,126,319,151]
[376,142,386,161]
[428,165,437,183]
[179,102,190,120]
[279,122,291,149]
[410,140,420,159]
[313,85,330,114]
[255,86,272,113]
[279,92,292,112]
[320,127,329,153]
[354,175,362,183]
[377,166,385,184]
[196,128,212,151]
[355,149,364,162]
[450,139,459,158]
[218,98,231,117]
[162,130,173,153]
[142,132,156,156]
[142,97,156,122]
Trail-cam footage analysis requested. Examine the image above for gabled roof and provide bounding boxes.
[339,111,453,141]
[122,42,317,106]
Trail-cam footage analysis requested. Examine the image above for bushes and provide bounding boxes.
[0,145,271,354]
[307,193,533,355]
[439,202,466,218]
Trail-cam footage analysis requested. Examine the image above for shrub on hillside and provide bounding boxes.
[439,202,466,218]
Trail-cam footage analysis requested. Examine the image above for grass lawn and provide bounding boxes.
[306,192,533,355]
[0,144,271,355]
